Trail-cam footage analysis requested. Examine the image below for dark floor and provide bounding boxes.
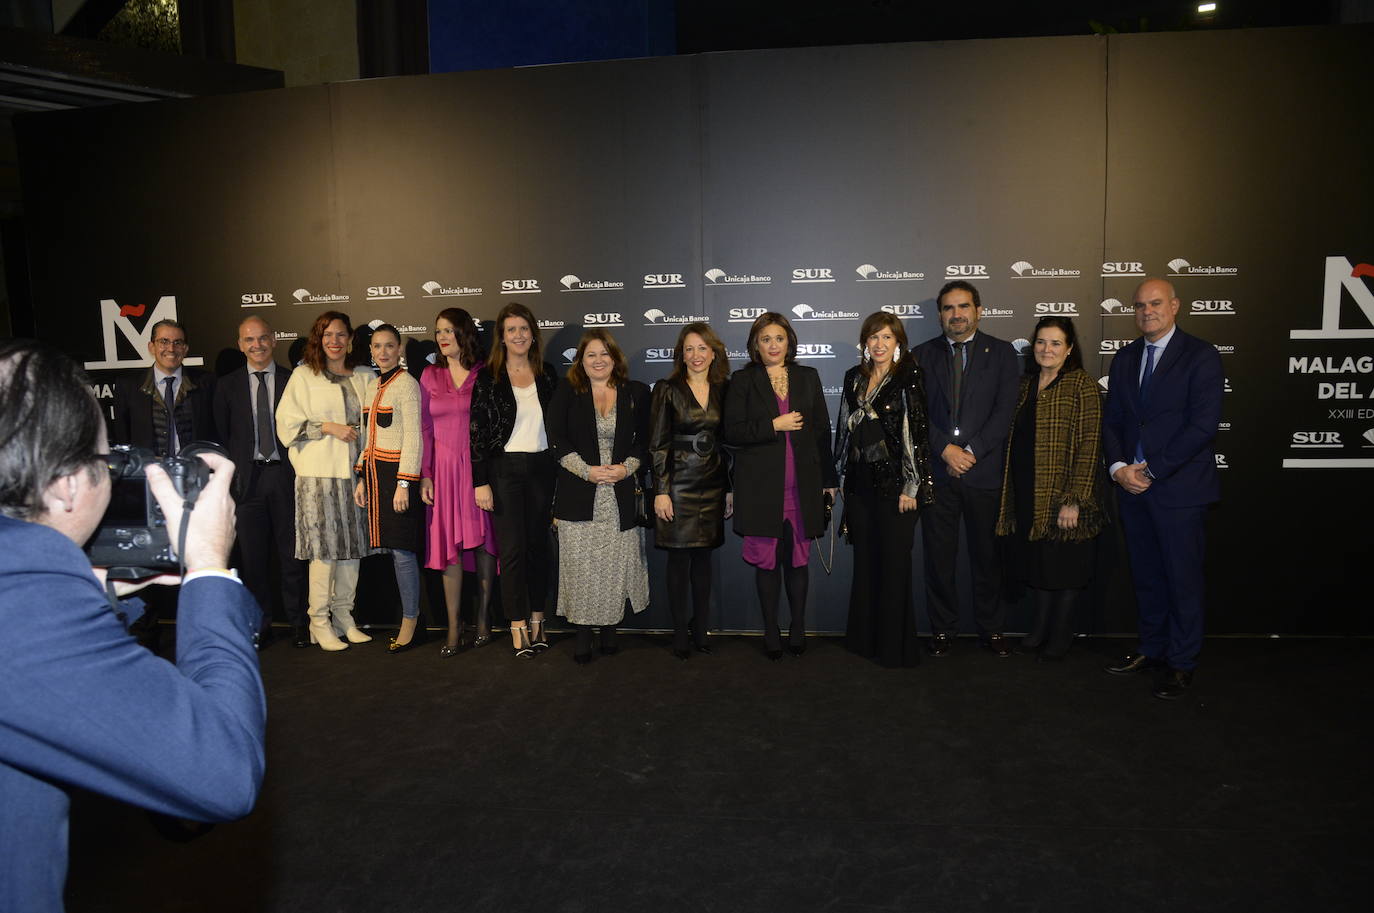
[65,633,1373,913]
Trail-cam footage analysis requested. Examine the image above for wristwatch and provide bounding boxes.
[397,480,410,489]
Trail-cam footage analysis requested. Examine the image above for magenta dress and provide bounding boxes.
[420,362,496,571]
[741,393,809,570]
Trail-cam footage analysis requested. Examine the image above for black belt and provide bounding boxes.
[253,458,282,466]
[849,440,892,465]
[671,431,718,457]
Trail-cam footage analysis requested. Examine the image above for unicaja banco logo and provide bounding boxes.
[562,347,578,364]
[1168,257,1238,277]
[85,296,205,370]
[643,308,709,326]
[1011,261,1082,278]
[704,267,771,286]
[293,288,350,305]
[561,275,625,292]
[856,264,925,282]
[1099,298,1134,316]
[791,303,860,322]
[1290,256,1374,340]
[421,280,482,297]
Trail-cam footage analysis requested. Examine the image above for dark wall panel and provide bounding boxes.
[1103,27,1374,634]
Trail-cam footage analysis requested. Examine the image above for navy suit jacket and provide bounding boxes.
[0,515,266,913]
[1102,329,1223,508]
[110,365,218,452]
[213,363,296,501]
[914,331,1020,489]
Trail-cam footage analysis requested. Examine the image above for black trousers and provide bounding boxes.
[844,478,920,667]
[488,451,555,622]
[921,477,1005,636]
[236,461,306,630]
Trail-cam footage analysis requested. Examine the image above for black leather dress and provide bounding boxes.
[648,377,729,549]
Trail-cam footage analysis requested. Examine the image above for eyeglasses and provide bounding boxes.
[153,338,188,350]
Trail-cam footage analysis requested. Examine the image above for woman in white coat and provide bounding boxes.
[276,310,375,651]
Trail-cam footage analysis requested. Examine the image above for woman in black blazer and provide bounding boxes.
[724,312,838,660]
[470,301,560,658]
[545,329,651,663]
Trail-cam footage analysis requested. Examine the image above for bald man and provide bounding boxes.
[1101,279,1223,699]
[213,316,307,649]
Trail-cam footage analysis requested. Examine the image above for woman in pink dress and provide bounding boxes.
[420,308,497,656]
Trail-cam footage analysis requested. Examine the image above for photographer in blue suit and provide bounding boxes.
[0,339,266,912]
[1102,279,1223,700]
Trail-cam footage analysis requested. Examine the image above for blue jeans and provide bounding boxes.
[392,549,421,620]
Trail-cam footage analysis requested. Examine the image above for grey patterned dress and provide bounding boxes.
[556,410,649,626]
[293,371,372,561]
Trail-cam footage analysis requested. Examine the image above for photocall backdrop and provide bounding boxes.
[14,25,1373,635]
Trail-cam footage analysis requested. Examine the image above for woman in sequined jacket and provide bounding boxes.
[833,311,935,667]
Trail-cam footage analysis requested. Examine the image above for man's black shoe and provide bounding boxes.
[1152,668,1194,700]
[928,633,953,657]
[1105,652,1162,675]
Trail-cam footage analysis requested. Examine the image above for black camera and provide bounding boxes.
[85,441,226,578]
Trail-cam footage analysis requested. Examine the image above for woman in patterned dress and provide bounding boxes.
[276,310,375,652]
[353,324,425,654]
[420,308,497,656]
[546,329,651,664]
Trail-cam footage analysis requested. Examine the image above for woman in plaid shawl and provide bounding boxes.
[995,316,1105,661]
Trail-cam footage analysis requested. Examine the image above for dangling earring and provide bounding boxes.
[863,348,872,363]
[892,344,901,364]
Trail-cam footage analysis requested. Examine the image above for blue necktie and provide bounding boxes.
[1134,344,1156,463]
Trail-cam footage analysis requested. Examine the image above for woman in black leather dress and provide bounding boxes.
[648,323,732,659]
[833,311,935,667]
[470,301,561,658]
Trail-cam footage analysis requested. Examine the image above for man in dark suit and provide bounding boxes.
[110,319,217,456]
[110,318,217,648]
[1102,278,1222,700]
[915,280,1020,657]
[0,339,264,912]
[213,315,307,649]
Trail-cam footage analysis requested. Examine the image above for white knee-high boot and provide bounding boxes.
[308,559,348,651]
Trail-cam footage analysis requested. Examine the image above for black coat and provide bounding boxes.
[469,361,560,487]
[212,363,296,501]
[110,366,217,454]
[546,378,651,530]
[648,377,730,549]
[723,363,838,539]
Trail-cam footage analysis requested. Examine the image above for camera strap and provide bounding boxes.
[177,499,193,578]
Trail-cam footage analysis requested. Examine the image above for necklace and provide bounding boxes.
[767,366,788,399]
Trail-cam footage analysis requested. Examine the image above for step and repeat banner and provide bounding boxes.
[16,26,1373,634]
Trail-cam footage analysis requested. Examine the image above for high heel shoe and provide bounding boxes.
[472,632,490,648]
[388,627,427,654]
[308,621,349,652]
[512,625,535,659]
[530,618,549,652]
[439,643,460,657]
[339,626,373,644]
